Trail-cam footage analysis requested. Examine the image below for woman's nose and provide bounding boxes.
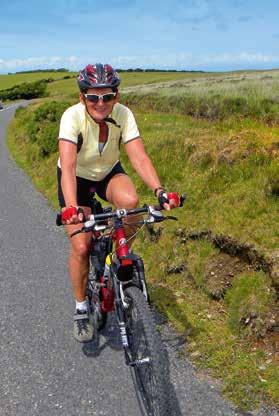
[96,97,104,106]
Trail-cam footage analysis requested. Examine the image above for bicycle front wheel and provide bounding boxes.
[124,286,169,416]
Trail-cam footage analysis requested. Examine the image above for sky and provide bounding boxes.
[0,0,279,73]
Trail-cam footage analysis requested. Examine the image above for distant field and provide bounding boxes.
[1,70,224,97]
[123,69,279,94]
[46,71,222,98]
[0,71,76,90]
[47,70,278,98]
[2,69,278,102]
[121,69,279,124]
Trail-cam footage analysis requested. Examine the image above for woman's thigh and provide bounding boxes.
[105,174,139,208]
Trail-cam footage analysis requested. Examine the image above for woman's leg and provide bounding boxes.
[106,174,141,243]
[64,206,92,302]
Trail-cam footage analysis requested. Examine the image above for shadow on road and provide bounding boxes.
[82,314,122,358]
[82,313,183,416]
[161,335,184,416]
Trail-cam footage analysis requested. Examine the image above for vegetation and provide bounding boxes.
[0,71,76,91]
[21,101,72,156]
[5,69,279,411]
[122,71,279,124]
[122,91,279,124]
[12,68,70,74]
[225,271,277,338]
[44,70,218,99]
[0,80,49,100]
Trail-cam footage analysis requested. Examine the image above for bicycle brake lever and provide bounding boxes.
[148,206,165,223]
[165,215,178,221]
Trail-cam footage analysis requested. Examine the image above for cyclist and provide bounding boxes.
[58,63,179,342]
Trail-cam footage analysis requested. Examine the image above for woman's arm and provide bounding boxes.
[59,140,78,207]
[124,138,162,195]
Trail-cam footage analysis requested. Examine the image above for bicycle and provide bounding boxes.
[57,194,185,416]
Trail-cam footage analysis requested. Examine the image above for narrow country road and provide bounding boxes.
[0,103,271,416]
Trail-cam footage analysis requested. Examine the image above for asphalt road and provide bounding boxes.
[0,103,276,416]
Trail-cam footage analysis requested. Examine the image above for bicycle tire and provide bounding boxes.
[124,286,169,416]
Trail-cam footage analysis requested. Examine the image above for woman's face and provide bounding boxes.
[80,87,118,122]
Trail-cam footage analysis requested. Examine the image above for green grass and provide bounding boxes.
[45,71,219,99]
[3,69,279,125]
[0,71,76,90]
[225,271,277,338]
[5,70,279,411]
[138,231,278,410]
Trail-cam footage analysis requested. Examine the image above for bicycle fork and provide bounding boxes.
[112,277,151,368]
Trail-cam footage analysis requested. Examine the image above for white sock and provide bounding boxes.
[75,300,88,312]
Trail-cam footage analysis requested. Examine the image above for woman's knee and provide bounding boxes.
[122,193,139,208]
[71,241,90,258]
[110,190,139,209]
[106,175,139,208]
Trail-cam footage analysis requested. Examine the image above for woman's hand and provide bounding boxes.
[61,206,85,225]
[157,191,180,211]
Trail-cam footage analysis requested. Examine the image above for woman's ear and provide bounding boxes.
[79,93,85,104]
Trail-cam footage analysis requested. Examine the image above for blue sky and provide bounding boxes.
[0,0,279,73]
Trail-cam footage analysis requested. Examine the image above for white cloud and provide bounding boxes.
[1,52,279,73]
[111,52,279,69]
[0,56,80,71]
[200,52,279,64]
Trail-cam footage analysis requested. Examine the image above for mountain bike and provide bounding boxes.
[57,195,185,416]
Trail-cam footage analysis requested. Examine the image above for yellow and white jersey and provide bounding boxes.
[58,102,140,181]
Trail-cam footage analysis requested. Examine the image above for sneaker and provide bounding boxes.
[73,309,93,342]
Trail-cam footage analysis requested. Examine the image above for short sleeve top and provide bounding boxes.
[58,102,140,181]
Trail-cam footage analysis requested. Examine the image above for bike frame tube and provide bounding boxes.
[114,218,129,257]
[113,218,133,268]
[112,270,132,365]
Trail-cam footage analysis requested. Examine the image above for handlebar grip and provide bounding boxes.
[180,194,187,206]
[153,204,163,211]
[155,193,186,210]
[56,213,63,226]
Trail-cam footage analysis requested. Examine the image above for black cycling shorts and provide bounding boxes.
[57,161,127,208]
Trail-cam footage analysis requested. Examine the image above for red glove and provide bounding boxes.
[167,192,180,208]
[157,190,180,209]
[61,206,83,223]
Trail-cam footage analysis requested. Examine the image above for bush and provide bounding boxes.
[121,92,279,124]
[37,123,60,156]
[0,80,48,100]
[23,100,71,157]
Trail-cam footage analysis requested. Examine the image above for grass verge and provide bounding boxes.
[6,97,279,411]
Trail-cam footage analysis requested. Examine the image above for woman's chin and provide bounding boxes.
[90,111,108,122]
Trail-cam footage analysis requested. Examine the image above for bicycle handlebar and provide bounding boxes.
[56,194,186,227]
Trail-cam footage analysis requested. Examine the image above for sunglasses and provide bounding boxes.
[84,92,116,103]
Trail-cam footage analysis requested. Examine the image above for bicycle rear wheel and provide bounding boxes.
[124,286,169,416]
